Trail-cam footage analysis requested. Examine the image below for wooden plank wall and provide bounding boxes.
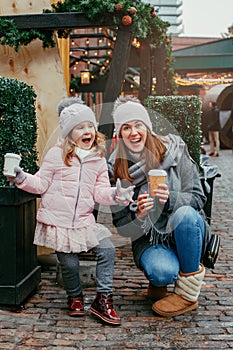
[0,0,67,256]
[0,0,67,164]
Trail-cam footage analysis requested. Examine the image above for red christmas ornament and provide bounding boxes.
[121,15,132,26]
[151,11,156,18]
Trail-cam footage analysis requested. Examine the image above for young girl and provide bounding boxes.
[7,101,133,326]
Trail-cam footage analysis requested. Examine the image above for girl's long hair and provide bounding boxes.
[62,130,106,166]
[114,131,167,182]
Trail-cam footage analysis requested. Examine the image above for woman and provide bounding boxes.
[108,95,210,317]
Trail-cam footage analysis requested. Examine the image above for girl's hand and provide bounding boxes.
[152,184,169,205]
[115,178,135,206]
[137,192,154,219]
[5,166,26,185]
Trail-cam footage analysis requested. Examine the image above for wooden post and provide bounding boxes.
[138,39,152,102]
[98,25,133,155]
[153,43,167,95]
[57,37,70,94]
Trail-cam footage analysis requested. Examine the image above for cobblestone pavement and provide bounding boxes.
[0,148,233,350]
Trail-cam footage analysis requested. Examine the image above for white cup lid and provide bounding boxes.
[148,169,167,176]
[4,153,21,160]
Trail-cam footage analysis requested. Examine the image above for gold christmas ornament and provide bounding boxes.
[129,7,137,15]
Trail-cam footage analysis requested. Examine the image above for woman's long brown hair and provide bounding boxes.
[114,131,167,182]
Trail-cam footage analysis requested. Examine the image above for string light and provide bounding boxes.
[132,38,141,48]
[70,27,117,90]
[175,75,233,86]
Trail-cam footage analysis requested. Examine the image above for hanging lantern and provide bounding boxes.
[80,70,91,84]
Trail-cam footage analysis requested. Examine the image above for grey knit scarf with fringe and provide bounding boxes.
[128,152,172,247]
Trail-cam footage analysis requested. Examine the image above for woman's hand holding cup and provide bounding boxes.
[137,192,154,219]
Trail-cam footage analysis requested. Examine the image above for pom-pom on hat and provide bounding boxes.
[112,100,153,136]
[60,103,97,138]
[57,96,84,116]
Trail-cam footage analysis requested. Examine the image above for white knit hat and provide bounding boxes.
[112,100,153,136]
[60,103,97,138]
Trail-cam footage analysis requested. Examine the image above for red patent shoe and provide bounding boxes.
[90,293,121,326]
[67,294,85,317]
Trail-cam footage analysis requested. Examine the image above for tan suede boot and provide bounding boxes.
[147,283,167,301]
[152,264,205,317]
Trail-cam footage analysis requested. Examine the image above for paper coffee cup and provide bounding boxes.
[148,169,167,196]
[3,153,21,177]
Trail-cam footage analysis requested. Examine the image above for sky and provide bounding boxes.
[181,0,233,37]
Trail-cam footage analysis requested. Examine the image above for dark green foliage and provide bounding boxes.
[0,77,38,186]
[51,0,170,44]
[145,95,202,165]
[0,1,169,50]
[0,19,55,51]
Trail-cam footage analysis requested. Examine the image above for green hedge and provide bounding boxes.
[144,95,202,165]
[0,77,38,186]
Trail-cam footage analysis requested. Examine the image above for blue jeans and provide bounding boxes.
[56,237,115,297]
[139,206,205,287]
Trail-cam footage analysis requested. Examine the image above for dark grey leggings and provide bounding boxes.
[56,237,116,297]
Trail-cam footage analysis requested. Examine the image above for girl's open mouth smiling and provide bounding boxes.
[82,137,91,144]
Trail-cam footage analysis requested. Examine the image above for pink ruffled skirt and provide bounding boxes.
[34,222,112,253]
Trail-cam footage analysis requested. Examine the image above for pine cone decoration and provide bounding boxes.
[115,3,122,11]
[121,15,132,26]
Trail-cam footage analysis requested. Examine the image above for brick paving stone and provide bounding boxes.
[0,149,233,350]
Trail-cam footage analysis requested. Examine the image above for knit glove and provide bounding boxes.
[115,178,134,206]
[6,166,26,185]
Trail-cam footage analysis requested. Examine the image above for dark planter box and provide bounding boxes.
[0,187,41,305]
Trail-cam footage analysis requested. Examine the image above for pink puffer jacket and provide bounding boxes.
[17,144,116,229]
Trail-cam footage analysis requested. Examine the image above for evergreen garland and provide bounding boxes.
[0,19,56,51]
[0,0,170,50]
[50,0,170,46]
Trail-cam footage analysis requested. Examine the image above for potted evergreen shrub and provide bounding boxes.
[0,77,41,305]
[145,95,202,165]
